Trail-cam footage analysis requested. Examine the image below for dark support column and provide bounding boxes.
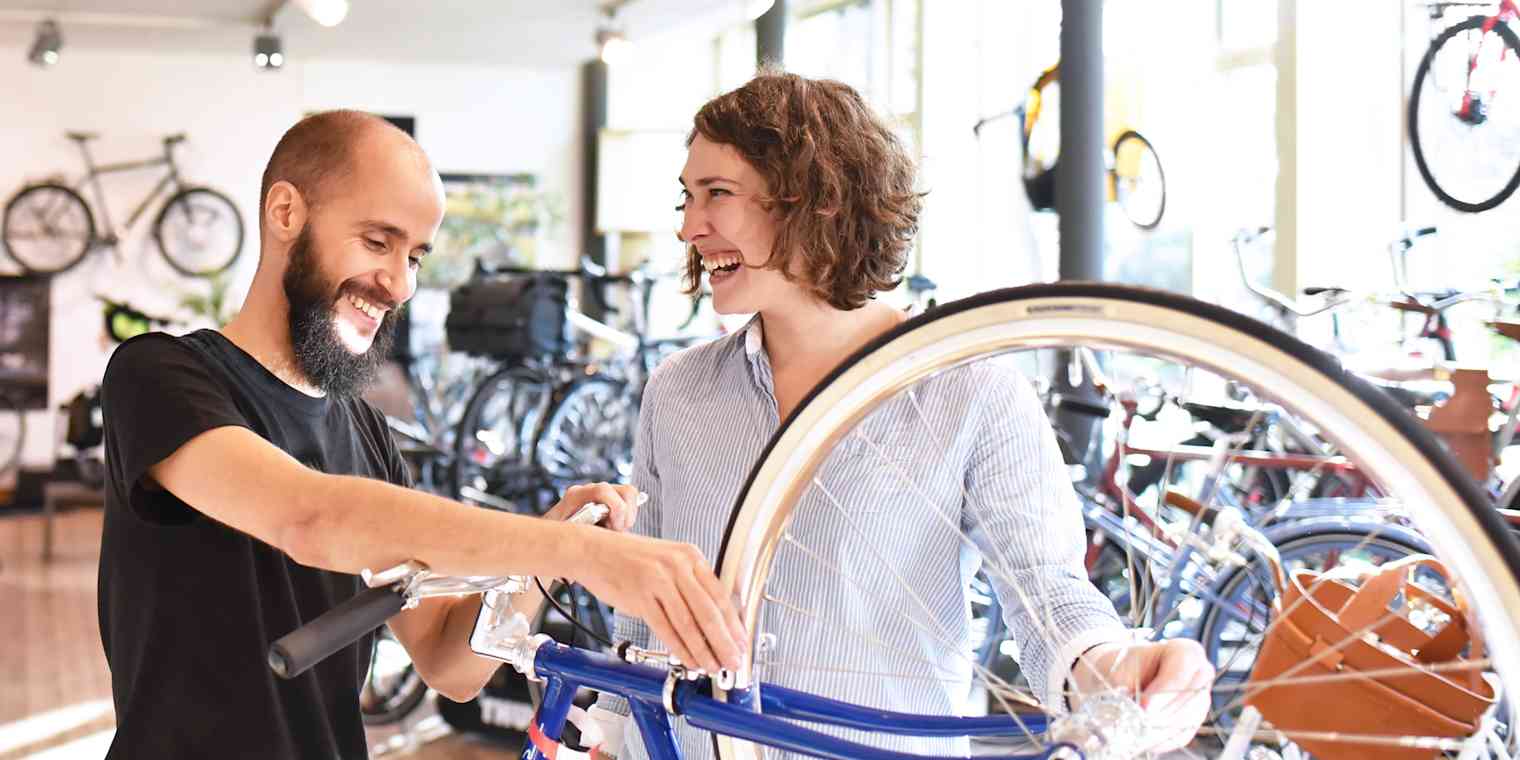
[1057,0,1103,282]
[757,0,787,69]
[1052,0,1106,449]
[581,59,609,319]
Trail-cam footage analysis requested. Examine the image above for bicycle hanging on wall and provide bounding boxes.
[1,132,244,277]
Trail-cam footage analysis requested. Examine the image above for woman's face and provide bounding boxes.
[678,134,798,315]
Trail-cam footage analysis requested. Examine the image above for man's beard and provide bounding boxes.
[283,226,397,397]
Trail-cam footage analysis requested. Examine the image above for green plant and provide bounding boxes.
[180,272,237,327]
[425,178,565,289]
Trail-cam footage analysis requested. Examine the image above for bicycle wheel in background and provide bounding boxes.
[710,282,1520,760]
[1409,15,1520,213]
[1110,129,1166,229]
[451,365,556,512]
[1,184,95,274]
[154,187,243,277]
[360,626,427,726]
[536,375,636,486]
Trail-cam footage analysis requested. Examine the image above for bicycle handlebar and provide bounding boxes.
[267,503,612,680]
[268,584,407,679]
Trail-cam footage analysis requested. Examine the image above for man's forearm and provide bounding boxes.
[281,471,587,580]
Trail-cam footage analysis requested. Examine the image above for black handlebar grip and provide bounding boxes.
[1053,394,1112,418]
[268,585,407,679]
[1414,226,1438,238]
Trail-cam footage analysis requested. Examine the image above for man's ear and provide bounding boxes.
[263,180,308,244]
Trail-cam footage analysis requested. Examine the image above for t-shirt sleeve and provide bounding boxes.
[101,334,251,524]
[365,402,414,489]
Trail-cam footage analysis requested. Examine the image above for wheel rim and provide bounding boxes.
[3,186,91,272]
[158,190,241,276]
[1410,17,1520,212]
[711,285,1520,759]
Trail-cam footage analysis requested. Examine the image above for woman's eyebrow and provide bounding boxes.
[678,175,739,187]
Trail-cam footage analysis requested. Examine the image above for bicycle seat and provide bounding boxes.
[66,131,99,142]
[1180,400,1261,432]
[163,133,187,145]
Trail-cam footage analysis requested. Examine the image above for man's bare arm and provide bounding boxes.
[149,426,747,672]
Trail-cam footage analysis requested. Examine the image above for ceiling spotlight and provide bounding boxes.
[595,6,632,66]
[27,19,62,68]
[746,0,777,20]
[290,0,349,27]
[254,33,284,70]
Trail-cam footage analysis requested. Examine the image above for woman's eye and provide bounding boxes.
[364,238,387,251]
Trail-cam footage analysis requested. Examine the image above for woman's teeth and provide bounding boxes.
[347,294,383,320]
[702,254,742,274]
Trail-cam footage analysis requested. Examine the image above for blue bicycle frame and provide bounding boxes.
[522,641,1065,760]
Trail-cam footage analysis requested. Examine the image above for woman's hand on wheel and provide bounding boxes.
[574,531,747,674]
[1070,638,1214,753]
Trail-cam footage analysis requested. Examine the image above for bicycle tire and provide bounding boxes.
[1,184,94,274]
[1109,129,1167,229]
[450,364,555,508]
[536,375,637,484]
[710,282,1520,760]
[360,626,428,725]
[154,187,244,277]
[1408,15,1520,213]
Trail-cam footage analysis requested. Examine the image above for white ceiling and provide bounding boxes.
[0,0,757,67]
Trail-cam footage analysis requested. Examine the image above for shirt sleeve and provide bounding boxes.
[592,365,665,723]
[959,362,1128,709]
[101,334,251,525]
[360,400,415,489]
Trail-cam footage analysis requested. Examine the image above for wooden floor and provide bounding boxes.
[0,508,524,759]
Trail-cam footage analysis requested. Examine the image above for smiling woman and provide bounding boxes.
[587,70,1213,760]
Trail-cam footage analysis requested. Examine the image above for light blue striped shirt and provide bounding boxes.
[595,316,1127,758]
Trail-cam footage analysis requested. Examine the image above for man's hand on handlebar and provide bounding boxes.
[543,482,748,674]
[546,482,642,531]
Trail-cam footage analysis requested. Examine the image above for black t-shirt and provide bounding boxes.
[98,330,410,759]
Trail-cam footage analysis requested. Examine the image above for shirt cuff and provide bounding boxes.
[1044,626,1140,712]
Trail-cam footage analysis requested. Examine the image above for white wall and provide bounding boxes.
[0,43,582,469]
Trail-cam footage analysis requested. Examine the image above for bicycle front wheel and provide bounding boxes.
[2,184,94,274]
[1409,15,1520,213]
[711,282,1520,760]
[1110,130,1166,229]
[154,187,243,277]
[536,375,636,485]
[452,365,556,511]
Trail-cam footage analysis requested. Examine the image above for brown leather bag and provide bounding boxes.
[1244,555,1495,760]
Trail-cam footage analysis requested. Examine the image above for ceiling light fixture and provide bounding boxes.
[290,0,349,28]
[596,5,632,66]
[746,0,776,20]
[27,19,62,67]
[253,32,284,70]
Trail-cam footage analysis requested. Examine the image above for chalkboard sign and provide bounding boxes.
[0,276,49,410]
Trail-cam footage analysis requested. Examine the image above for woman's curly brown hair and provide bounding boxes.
[683,69,923,310]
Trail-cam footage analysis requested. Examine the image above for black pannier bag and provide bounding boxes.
[445,274,572,359]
